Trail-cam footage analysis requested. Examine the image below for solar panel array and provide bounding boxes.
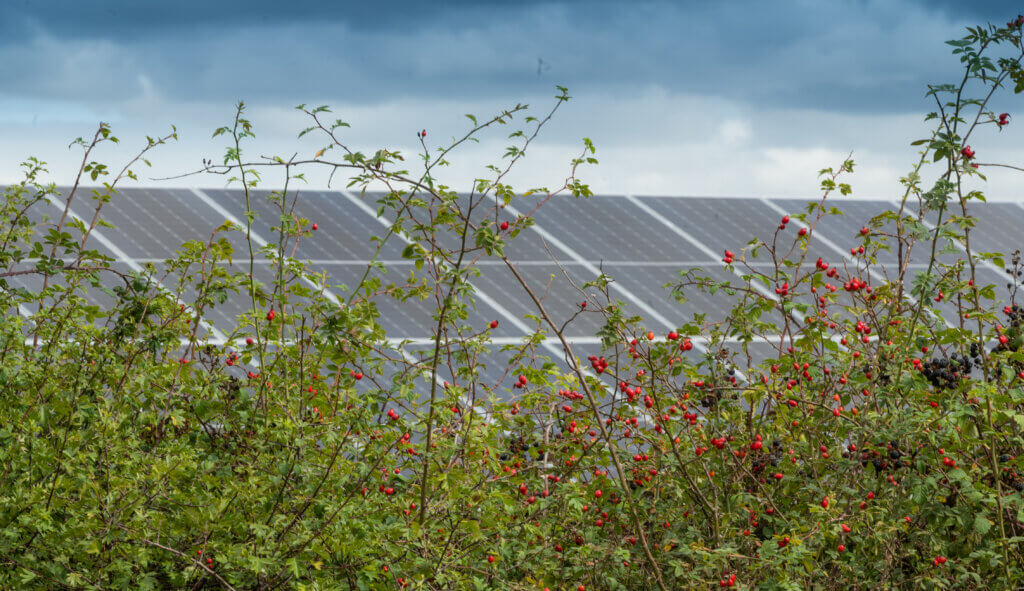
[6,186,1024,398]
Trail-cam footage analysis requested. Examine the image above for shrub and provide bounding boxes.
[1,17,1023,591]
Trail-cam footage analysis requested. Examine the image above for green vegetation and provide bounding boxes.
[1,16,1024,590]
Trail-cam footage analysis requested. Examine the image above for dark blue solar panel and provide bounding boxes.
[473,263,609,337]
[953,202,1024,265]
[201,188,408,260]
[532,195,702,262]
[637,197,790,259]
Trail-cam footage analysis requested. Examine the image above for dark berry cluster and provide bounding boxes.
[858,440,919,473]
[921,354,972,389]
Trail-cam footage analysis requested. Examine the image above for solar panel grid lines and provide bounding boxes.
[341,189,669,408]
[9,187,1023,388]
[758,198,956,330]
[483,192,754,394]
[624,194,806,330]
[899,199,1024,296]
[337,188,543,338]
[492,194,687,334]
[39,192,228,343]
[769,198,1020,325]
[190,187,343,308]
[967,202,1024,257]
[1,256,953,270]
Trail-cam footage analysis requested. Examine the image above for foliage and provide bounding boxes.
[1,17,1024,591]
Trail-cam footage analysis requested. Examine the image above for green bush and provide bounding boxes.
[1,17,1023,591]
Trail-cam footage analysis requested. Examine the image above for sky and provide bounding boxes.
[1,0,1022,200]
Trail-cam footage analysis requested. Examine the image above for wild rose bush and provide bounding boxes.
[1,17,1024,591]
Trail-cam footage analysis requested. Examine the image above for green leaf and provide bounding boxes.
[973,515,992,535]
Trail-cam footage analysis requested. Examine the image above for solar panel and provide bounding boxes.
[5,186,1024,393]
[636,196,786,258]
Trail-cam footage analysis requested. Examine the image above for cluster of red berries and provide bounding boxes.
[225,351,239,366]
[619,381,640,401]
[933,555,948,566]
[1007,15,1023,28]
[778,214,790,230]
[998,112,1011,127]
[512,374,528,389]
[844,276,869,293]
[815,257,839,278]
[196,549,213,569]
[266,309,275,321]
[559,388,583,400]
[588,355,608,373]
[718,573,737,587]
[386,408,399,420]
[961,145,975,159]
[349,370,363,380]
[774,281,790,296]
[722,249,735,264]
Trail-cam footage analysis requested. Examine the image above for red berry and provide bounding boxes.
[311,223,318,231]
[594,490,602,498]
[487,555,495,563]
[500,221,509,231]
[838,544,845,552]
[489,320,499,329]
[860,226,869,235]
[266,309,275,321]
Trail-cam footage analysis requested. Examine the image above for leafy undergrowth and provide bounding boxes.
[2,17,1024,591]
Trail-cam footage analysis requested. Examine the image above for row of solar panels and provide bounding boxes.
[3,186,1022,396]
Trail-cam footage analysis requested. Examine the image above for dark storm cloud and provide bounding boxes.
[0,0,1020,113]
[922,0,1022,20]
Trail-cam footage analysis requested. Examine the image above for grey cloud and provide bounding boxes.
[0,0,1015,121]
